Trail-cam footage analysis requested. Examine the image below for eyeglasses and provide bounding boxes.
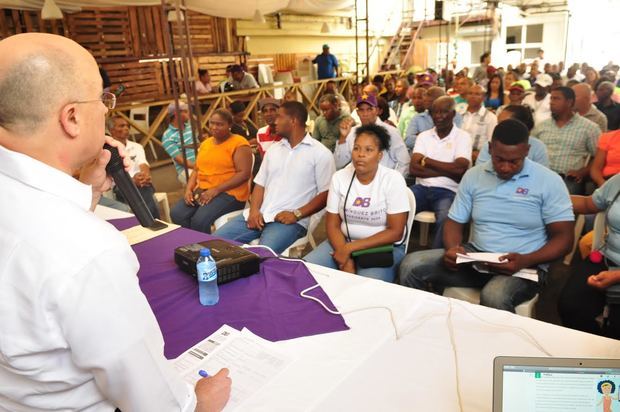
[74,92,117,110]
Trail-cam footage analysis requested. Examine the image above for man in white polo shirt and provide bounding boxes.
[215,101,336,253]
[335,93,409,175]
[107,114,160,219]
[409,96,471,248]
[523,73,553,126]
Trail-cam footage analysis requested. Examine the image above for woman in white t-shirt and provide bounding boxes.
[305,124,410,281]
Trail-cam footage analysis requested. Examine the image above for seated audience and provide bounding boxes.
[335,94,410,175]
[496,83,527,117]
[214,102,335,253]
[461,84,498,162]
[162,101,196,185]
[399,120,574,313]
[591,129,620,187]
[171,109,252,234]
[313,94,352,152]
[484,74,503,111]
[549,72,563,90]
[107,115,160,219]
[0,32,230,412]
[389,78,410,120]
[351,84,398,124]
[476,104,549,168]
[229,100,258,142]
[377,96,396,127]
[532,87,600,194]
[398,85,425,138]
[409,96,472,248]
[558,175,620,339]
[453,76,471,115]
[596,81,620,131]
[404,86,447,150]
[195,68,212,95]
[255,98,282,157]
[305,124,409,282]
[372,74,386,95]
[523,74,553,125]
[572,83,608,133]
[380,77,397,102]
[230,64,259,90]
[323,80,350,114]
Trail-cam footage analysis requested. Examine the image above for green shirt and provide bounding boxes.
[398,104,419,138]
[313,113,351,152]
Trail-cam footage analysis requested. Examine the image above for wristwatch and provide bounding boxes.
[420,156,427,167]
[293,209,303,221]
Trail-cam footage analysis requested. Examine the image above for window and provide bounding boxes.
[526,24,543,43]
[506,26,522,44]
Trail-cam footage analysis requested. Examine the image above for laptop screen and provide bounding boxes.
[502,364,620,411]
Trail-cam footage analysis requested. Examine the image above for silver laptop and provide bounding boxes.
[493,356,620,412]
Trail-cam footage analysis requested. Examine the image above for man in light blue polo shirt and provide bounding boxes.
[476,104,549,167]
[399,119,574,313]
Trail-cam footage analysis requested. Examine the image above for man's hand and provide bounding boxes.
[194,368,232,412]
[587,270,620,290]
[443,245,466,271]
[274,211,298,225]
[80,136,129,211]
[485,253,530,275]
[247,209,265,230]
[198,188,220,206]
[132,172,151,187]
[331,243,352,268]
[338,117,355,144]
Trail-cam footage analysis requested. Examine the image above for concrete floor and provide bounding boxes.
[150,161,573,327]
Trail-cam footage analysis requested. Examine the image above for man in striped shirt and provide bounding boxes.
[162,102,197,185]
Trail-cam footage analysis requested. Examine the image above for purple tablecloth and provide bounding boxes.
[110,217,349,359]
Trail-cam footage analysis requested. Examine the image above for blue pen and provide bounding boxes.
[198,369,209,378]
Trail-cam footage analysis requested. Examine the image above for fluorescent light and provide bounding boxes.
[41,0,63,20]
[253,9,265,23]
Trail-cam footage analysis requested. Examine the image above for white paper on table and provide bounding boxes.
[121,221,180,245]
[172,324,294,411]
[172,324,240,381]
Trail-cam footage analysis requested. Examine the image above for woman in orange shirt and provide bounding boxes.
[591,130,620,187]
[171,108,253,233]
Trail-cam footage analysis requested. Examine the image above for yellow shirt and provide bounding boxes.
[196,134,250,202]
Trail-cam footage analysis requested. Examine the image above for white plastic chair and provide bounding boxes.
[414,211,436,247]
[154,192,171,223]
[129,106,158,160]
[279,210,325,257]
[404,189,417,252]
[443,287,539,318]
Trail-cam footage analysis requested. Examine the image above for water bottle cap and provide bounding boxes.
[199,248,211,257]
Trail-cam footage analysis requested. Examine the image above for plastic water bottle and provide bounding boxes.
[196,248,219,306]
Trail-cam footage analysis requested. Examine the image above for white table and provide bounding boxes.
[96,206,620,412]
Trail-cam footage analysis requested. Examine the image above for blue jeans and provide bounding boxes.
[171,192,245,234]
[410,185,456,249]
[305,240,406,282]
[98,195,131,213]
[398,245,540,313]
[213,214,307,254]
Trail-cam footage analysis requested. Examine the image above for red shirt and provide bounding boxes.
[256,125,282,156]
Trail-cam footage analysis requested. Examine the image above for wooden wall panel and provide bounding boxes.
[65,7,133,59]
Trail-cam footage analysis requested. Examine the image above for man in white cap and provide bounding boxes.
[162,101,196,185]
[523,73,553,125]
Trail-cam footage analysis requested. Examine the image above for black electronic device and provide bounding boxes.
[174,239,261,284]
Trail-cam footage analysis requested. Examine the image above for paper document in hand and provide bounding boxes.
[471,263,539,282]
[173,325,293,411]
[456,252,507,264]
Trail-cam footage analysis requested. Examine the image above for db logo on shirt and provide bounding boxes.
[516,187,529,195]
[353,197,371,207]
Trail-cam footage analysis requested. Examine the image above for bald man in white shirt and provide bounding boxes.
[0,33,230,411]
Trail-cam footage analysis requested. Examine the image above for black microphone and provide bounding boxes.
[104,143,165,230]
